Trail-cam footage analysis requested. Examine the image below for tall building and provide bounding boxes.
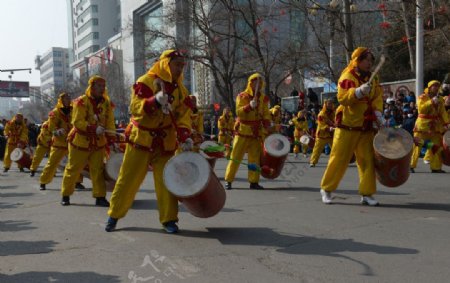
[35,47,70,104]
[69,0,121,63]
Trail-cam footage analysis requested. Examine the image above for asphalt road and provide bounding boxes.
[1,153,450,283]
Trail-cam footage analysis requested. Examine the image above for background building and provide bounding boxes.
[35,47,70,105]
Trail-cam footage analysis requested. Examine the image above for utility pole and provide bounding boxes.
[343,0,354,63]
[416,0,424,97]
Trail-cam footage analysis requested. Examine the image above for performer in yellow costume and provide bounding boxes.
[29,120,52,176]
[189,95,204,152]
[106,50,193,233]
[39,93,84,191]
[320,47,384,206]
[224,73,271,190]
[218,107,234,158]
[268,105,282,134]
[309,99,335,167]
[60,76,116,206]
[290,110,309,158]
[410,80,449,173]
[3,113,28,172]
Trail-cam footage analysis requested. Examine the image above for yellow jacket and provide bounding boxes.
[37,121,52,147]
[414,92,449,134]
[4,118,28,145]
[291,116,309,138]
[191,111,204,144]
[235,74,271,138]
[269,106,282,133]
[316,105,336,139]
[218,113,235,137]
[127,74,192,152]
[335,68,383,129]
[68,94,115,150]
[48,107,72,148]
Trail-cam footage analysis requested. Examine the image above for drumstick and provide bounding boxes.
[104,129,126,137]
[157,80,171,114]
[368,54,386,85]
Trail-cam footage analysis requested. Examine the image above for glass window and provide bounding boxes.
[143,6,165,66]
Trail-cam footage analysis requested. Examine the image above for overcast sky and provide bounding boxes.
[0,0,68,86]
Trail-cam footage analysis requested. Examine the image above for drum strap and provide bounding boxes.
[69,141,105,152]
[127,139,175,155]
[336,124,366,131]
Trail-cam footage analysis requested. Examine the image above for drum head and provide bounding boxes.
[299,135,310,145]
[164,152,211,198]
[264,134,290,157]
[105,152,124,181]
[444,131,450,147]
[10,148,23,161]
[373,128,413,159]
[199,140,219,159]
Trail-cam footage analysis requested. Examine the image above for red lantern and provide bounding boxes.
[402,36,408,43]
[213,103,220,112]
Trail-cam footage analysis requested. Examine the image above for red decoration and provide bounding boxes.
[213,103,220,111]
[437,5,447,14]
[256,18,263,25]
[280,9,286,15]
[380,21,391,29]
[402,36,408,43]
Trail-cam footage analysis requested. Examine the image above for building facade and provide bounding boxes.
[35,47,70,104]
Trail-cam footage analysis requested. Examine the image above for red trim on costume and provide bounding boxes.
[74,97,85,106]
[133,82,154,99]
[243,104,253,112]
[177,127,191,143]
[339,79,356,90]
[263,96,269,103]
[86,125,97,134]
[143,96,158,115]
[418,114,438,119]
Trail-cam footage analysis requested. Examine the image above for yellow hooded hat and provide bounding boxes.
[342,47,373,74]
[86,75,109,101]
[270,105,281,116]
[147,49,186,84]
[56,92,71,109]
[244,73,265,97]
[424,80,441,95]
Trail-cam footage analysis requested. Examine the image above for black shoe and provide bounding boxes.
[225,182,232,190]
[3,168,9,172]
[75,183,86,190]
[410,168,415,173]
[310,163,315,168]
[19,168,25,172]
[431,169,446,173]
[105,217,118,232]
[61,196,70,206]
[162,221,179,233]
[96,197,110,207]
[30,171,35,177]
[250,183,264,190]
[40,184,46,191]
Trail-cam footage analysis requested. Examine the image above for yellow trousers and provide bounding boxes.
[423,149,431,162]
[225,135,261,183]
[321,128,376,196]
[218,134,232,158]
[3,143,19,169]
[30,144,50,171]
[108,145,177,224]
[410,132,443,170]
[310,137,333,165]
[61,144,105,198]
[293,137,308,155]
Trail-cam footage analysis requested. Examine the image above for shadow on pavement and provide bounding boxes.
[259,186,408,196]
[0,240,57,256]
[130,199,242,213]
[0,202,21,209]
[0,185,18,190]
[373,202,450,212]
[0,272,121,283]
[181,227,418,276]
[0,220,36,232]
[0,192,35,198]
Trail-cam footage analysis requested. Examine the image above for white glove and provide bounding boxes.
[155,90,168,105]
[432,96,439,105]
[96,126,105,135]
[443,83,450,91]
[249,100,257,109]
[374,111,385,128]
[180,138,194,151]
[55,128,66,136]
[355,83,371,99]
